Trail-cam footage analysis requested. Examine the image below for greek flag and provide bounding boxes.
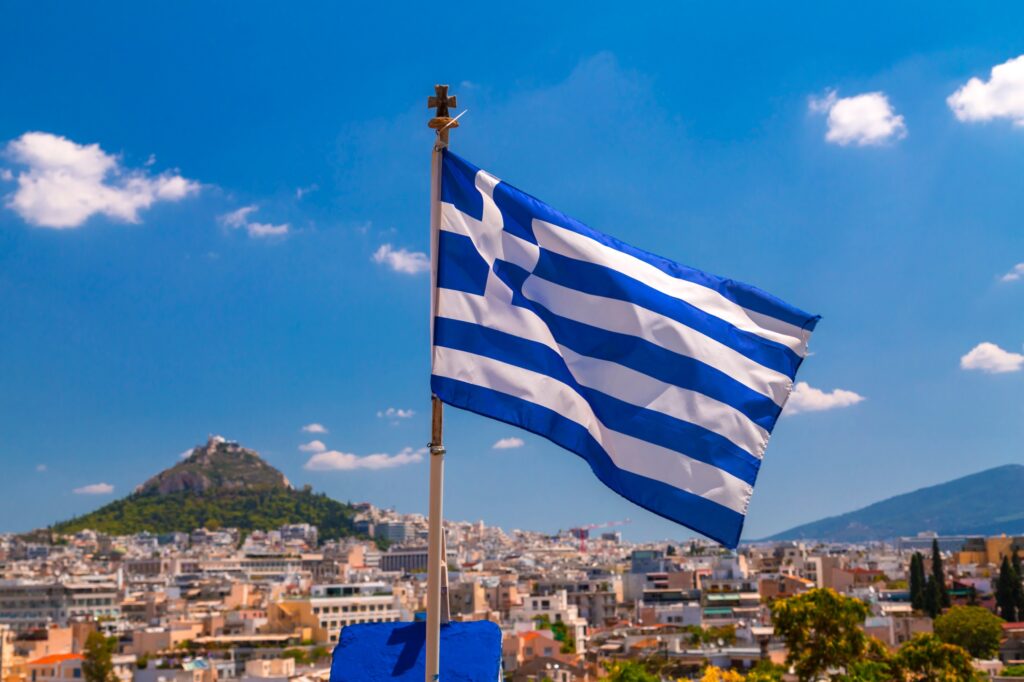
[430,151,819,548]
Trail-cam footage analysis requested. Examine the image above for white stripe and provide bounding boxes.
[557,346,769,457]
[521,275,793,405]
[436,288,768,457]
[432,345,753,515]
[531,218,811,355]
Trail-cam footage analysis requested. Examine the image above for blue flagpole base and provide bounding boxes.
[329,621,502,682]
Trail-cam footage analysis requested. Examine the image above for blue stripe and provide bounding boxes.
[434,317,761,485]
[443,150,819,331]
[437,231,489,296]
[430,375,747,548]
[532,249,802,378]
[483,260,782,431]
[440,150,483,221]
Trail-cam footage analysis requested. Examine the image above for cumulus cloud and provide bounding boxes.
[377,407,415,419]
[493,437,525,450]
[948,55,1024,126]
[299,439,327,453]
[304,446,426,471]
[785,381,865,415]
[0,168,12,181]
[73,482,114,495]
[3,132,199,228]
[219,204,289,239]
[960,342,1024,374]
[809,90,906,146]
[1000,263,1024,283]
[373,244,429,274]
[302,423,328,434]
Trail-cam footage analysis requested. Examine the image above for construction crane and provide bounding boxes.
[569,519,631,552]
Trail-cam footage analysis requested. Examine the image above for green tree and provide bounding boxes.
[604,660,657,682]
[909,553,926,612]
[934,605,1003,658]
[997,555,1019,622]
[924,576,943,619]
[931,539,950,608]
[82,632,117,682]
[1013,551,1024,619]
[745,661,785,681]
[895,634,978,681]
[770,588,870,682]
[837,637,898,682]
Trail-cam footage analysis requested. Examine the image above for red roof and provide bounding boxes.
[28,654,83,666]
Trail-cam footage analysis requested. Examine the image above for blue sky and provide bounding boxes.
[1,2,1022,542]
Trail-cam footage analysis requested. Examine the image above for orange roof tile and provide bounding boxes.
[28,654,83,666]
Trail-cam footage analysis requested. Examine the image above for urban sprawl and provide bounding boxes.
[3,514,1024,681]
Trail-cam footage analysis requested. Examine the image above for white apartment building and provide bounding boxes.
[310,583,405,643]
[508,590,587,654]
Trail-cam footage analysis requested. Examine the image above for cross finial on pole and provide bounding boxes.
[428,84,458,146]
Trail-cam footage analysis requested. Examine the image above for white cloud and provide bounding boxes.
[785,381,865,415]
[299,439,327,453]
[179,449,194,460]
[36,464,47,472]
[948,55,1024,126]
[493,437,525,450]
[0,168,12,181]
[3,132,199,228]
[1000,263,1024,283]
[73,482,114,495]
[302,423,328,434]
[304,446,426,471]
[219,204,289,239]
[373,244,429,274]
[960,342,1024,374]
[296,184,318,200]
[809,90,907,146]
[377,407,415,419]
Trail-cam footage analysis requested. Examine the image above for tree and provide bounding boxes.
[909,552,926,612]
[931,539,950,609]
[745,661,785,682]
[924,576,943,619]
[82,632,117,682]
[934,605,1004,658]
[604,661,657,682]
[770,588,870,681]
[701,667,744,682]
[997,555,1019,622]
[1013,551,1024,619]
[895,634,979,681]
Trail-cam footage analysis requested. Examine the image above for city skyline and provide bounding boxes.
[2,3,1023,543]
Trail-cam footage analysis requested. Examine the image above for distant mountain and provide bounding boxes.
[52,436,360,541]
[766,464,1024,543]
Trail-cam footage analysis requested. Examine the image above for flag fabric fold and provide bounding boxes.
[431,150,819,548]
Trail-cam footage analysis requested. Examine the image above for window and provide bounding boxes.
[73,670,81,679]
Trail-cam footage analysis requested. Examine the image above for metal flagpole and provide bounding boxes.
[426,84,458,682]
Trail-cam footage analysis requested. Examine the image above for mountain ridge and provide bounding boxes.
[52,436,360,542]
[766,463,1024,542]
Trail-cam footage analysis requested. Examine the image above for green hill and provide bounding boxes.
[767,464,1024,543]
[52,436,360,542]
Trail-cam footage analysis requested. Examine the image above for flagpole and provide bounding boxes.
[426,84,458,682]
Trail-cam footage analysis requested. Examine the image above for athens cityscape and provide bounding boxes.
[3,3,1024,681]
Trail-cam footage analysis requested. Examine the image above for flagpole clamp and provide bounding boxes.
[429,444,446,456]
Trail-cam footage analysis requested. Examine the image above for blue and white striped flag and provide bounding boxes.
[430,151,819,548]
